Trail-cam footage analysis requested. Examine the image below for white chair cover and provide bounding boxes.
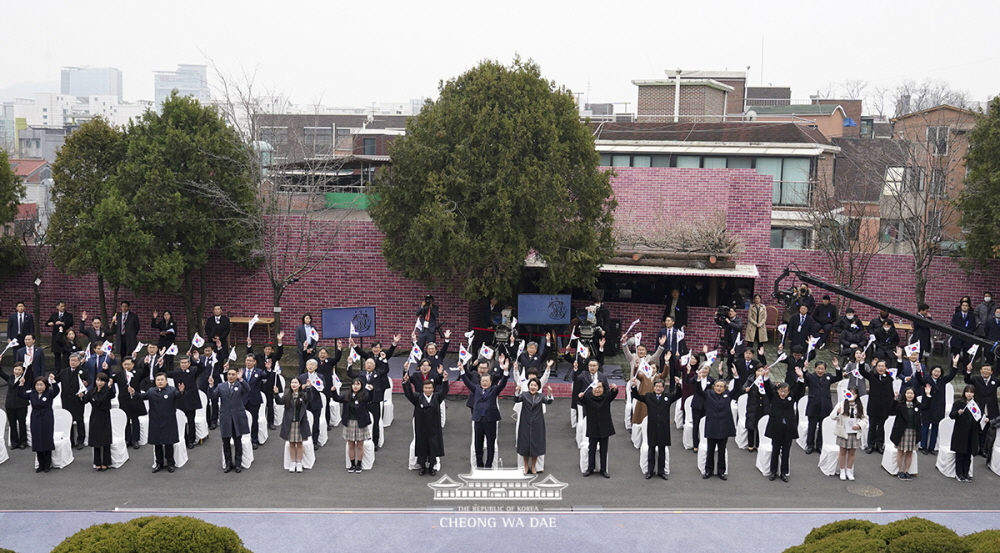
[817,417,840,476]
[696,418,728,476]
[440,400,447,428]
[317,400,329,446]
[570,406,577,428]
[880,416,919,475]
[272,375,286,423]
[575,406,587,448]
[624,384,634,431]
[795,396,810,450]
[990,434,1000,477]
[944,382,955,416]
[137,400,150,445]
[637,421,670,476]
[257,393,269,444]
[0,410,9,464]
[934,418,968,479]
[221,411,255,469]
[53,395,63,411]
[682,396,694,450]
[109,409,129,468]
[381,378,394,427]
[408,418,441,471]
[345,439,375,470]
[630,418,645,450]
[735,394,748,449]
[83,402,92,437]
[171,410,189,468]
[48,409,74,469]
[469,420,502,469]
[859,396,870,450]
[194,391,209,441]
[26,405,32,448]
[755,415,772,475]
[282,411,316,471]
[674,397,685,429]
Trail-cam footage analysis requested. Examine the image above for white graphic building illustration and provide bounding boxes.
[428,468,567,500]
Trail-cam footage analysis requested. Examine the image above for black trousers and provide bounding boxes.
[93,445,111,466]
[748,427,760,449]
[222,435,243,468]
[705,437,728,475]
[868,414,888,448]
[587,436,609,472]
[154,444,175,467]
[646,439,666,475]
[66,404,86,446]
[308,406,322,441]
[368,401,382,446]
[6,406,27,446]
[53,350,66,371]
[807,416,823,449]
[123,411,141,445]
[474,419,498,468]
[418,454,436,467]
[815,324,834,347]
[183,409,197,445]
[692,409,705,449]
[247,404,261,444]
[207,395,219,426]
[36,450,52,471]
[956,453,972,479]
[770,436,793,476]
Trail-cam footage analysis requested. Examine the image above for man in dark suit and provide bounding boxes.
[460,358,510,468]
[910,303,933,363]
[349,335,398,450]
[205,305,232,355]
[8,302,34,346]
[167,356,207,449]
[662,288,688,329]
[951,300,977,367]
[133,372,184,473]
[249,334,285,430]
[802,360,842,453]
[786,305,817,359]
[14,334,45,381]
[983,307,1000,365]
[964,361,1000,456]
[134,343,162,387]
[109,301,140,358]
[240,353,267,449]
[208,365,252,473]
[731,346,762,399]
[78,311,109,344]
[113,356,147,448]
[416,296,440,351]
[56,353,91,449]
[84,342,117,388]
[45,301,75,369]
[764,377,803,481]
[631,375,682,479]
[193,344,223,429]
[657,316,686,389]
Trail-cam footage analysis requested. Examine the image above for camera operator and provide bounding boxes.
[716,306,743,366]
[416,295,440,351]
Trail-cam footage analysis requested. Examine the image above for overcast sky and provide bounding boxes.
[5,0,999,112]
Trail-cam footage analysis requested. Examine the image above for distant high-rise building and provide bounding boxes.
[153,64,211,107]
[61,67,123,99]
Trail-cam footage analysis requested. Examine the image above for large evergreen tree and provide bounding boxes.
[369,58,616,300]
[0,150,27,280]
[959,96,1000,259]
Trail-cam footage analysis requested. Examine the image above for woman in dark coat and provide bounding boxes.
[274,376,316,473]
[915,360,958,454]
[951,385,983,482]
[54,329,84,369]
[693,369,738,480]
[581,382,618,478]
[632,375,682,479]
[151,310,177,369]
[133,373,184,473]
[83,372,116,471]
[0,362,30,449]
[17,375,60,473]
[402,371,449,475]
[514,378,554,474]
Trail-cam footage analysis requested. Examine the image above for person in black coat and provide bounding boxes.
[687,362,714,452]
[631,375,682,479]
[802,360,843,453]
[83,372,116,471]
[45,302,75,370]
[151,310,177,369]
[249,334,286,431]
[208,365,252,473]
[239,352,267,448]
[951,385,984,482]
[347,355,390,450]
[274,376,316,473]
[662,288,689,329]
[835,310,868,365]
[514,377,553,475]
[983,307,1000,365]
[572,356,609,413]
[17,375,60,472]
[54,329,85,370]
[764,376,803,481]
[415,297,440,351]
[299,358,330,450]
[132,372,184,473]
[963,360,1000,457]
[693,366,738,479]
[7,302,34,345]
[785,305,818,361]
[741,365,769,453]
[581,382,618,478]
[1,362,30,449]
[204,305,231,355]
[461,360,510,469]
[951,300,977,367]
[862,359,896,454]
[330,378,375,473]
[812,296,838,350]
[911,303,933,363]
[113,357,147,448]
[721,307,743,367]
[109,301,140,359]
[166,356,206,449]
[193,344,223,430]
[915,361,958,454]
[56,353,91,450]
[402,370,450,475]
[792,285,816,315]
[872,321,900,367]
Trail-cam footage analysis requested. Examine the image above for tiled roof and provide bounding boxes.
[831,137,909,202]
[8,159,48,177]
[751,104,843,116]
[590,122,831,145]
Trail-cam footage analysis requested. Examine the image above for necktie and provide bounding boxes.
[19,313,23,332]
[800,315,805,325]
[122,313,127,334]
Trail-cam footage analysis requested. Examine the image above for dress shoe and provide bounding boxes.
[877,445,885,454]
[187,443,195,450]
[313,443,320,451]
[659,473,668,481]
[152,464,162,474]
[252,443,259,450]
[167,465,175,473]
[224,464,233,473]
[804,447,815,455]
[582,470,593,477]
[645,473,654,480]
[601,471,610,479]
[234,466,242,473]
[419,467,428,476]
[719,474,727,481]
[768,473,777,481]
[702,472,711,479]
[43,467,50,473]
[780,474,789,482]
[75,444,85,451]
[429,468,437,476]
[19,443,27,450]
[268,425,277,430]
[209,423,218,430]
[36,467,43,473]
[132,444,140,450]
[864,446,874,454]
[374,446,380,452]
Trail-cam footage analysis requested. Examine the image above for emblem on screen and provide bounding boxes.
[352,311,372,333]
[547,300,567,321]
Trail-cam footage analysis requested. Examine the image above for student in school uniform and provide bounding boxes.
[830,387,867,481]
[889,386,928,481]
[330,378,375,474]
[402,370,450,475]
[631,375,682,480]
[950,385,984,482]
[581,381,619,478]
[348,358,390,450]
[842,347,869,398]
[273,376,316,473]
[764,369,803,482]
[693,363,738,480]
[83,372,116,471]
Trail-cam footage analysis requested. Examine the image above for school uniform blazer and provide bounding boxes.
[461,371,509,423]
[693,377,738,440]
[209,380,251,439]
[889,399,928,446]
[764,379,802,442]
[274,388,315,442]
[830,401,867,440]
[329,389,373,427]
[582,387,618,440]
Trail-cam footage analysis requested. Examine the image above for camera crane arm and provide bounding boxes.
[773,267,999,354]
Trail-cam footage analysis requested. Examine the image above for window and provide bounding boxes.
[335,128,353,151]
[930,169,947,198]
[632,155,651,167]
[927,126,949,156]
[260,126,288,146]
[880,218,918,243]
[762,157,811,206]
[303,127,332,148]
[770,227,810,249]
[883,166,922,195]
[363,138,376,155]
[928,209,943,239]
[611,155,631,167]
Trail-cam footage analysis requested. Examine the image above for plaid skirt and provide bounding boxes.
[287,421,302,443]
[837,433,862,449]
[898,428,918,452]
[342,419,371,442]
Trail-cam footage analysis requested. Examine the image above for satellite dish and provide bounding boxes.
[746,110,757,121]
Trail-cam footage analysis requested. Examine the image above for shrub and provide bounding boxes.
[871,517,958,543]
[51,522,137,553]
[0,548,18,553]
[51,516,251,553]
[966,530,1000,553]
[804,519,879,544]
[886,532,970,553]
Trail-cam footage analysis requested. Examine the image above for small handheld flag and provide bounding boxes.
[904,342,920,357]
[806,335,820,357]
[192,333,205,348]
[677,329,685,342]
[852,366,862,379]
[578,344,590,360]
[969,344,980,357]
[479,344,495,360]
[307,327,320,343]
[735,332,743,346]
[777,324,787,346]
[767,352,788,369]
[228,347,237,361]
[164,344,178,356]
[133,342,145,355]
[634,332,642,347]
[968,399,983,421]
[756,377,765,394]
[638,359,653,379]
[408,343,423,365]
[464,329,475,348]
[863,333,877,353]
[887,368,898,379]
[680,352,692,366]
[101,341,114,354]
[349,321,359,337]
[348,347,361,365]
[705,350,718,365]
[516,340,525,359]
[844,390,855,401]
[624,318,640,336]
[248,315,260,337]
[510,317,517,330]
[458,344,472,365]
[331,374,342,389]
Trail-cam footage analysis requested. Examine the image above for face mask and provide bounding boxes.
[846,315,854,320]
[986,297,992,303]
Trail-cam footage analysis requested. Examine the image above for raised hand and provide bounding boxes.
[674,376,682,385]
[895,346,903,358]
[337,339,344,348]
[925,383,932,395]
[81,310,88,321]
[207,376,214,387]
[599,337,606,348]
[392,334,401,345]
[832,357,840,368]
[247,337,253,347]
[178,382,185,392]
[153,311,159,319]
[127,386,135,395]
[758,345,765,356]
[444,329,452,339]
[659,334,667,346]
[702,344,708,354]
[546,359,555,369]
[411,330,418,343]
[276,331,285,342]
[795,367,804,378]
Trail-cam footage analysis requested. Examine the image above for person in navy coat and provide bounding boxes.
[951,299,977,366]
[460,357,510,469]
[132,372,184,473]
[7,302,35,346]
[208,365,252,473]
[693,365,738,480]
[17,374,59,472]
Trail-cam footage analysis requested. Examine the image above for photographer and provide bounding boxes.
[416,295,440,351]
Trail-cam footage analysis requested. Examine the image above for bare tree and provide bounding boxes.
[892,79,973,117]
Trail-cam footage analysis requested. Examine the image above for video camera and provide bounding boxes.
[577,306,603,342]
[772,286,797,311]
[492,314,514,344]
[714,305,732,328]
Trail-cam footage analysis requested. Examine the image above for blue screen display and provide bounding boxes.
[321,307,376,339]
[516,294,572,325]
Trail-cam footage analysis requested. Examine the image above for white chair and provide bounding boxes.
[624,385,634,431]
[880,416,919,475]
[682,396,694,450]
[109,409,129,468]
[222,411,254,469]
[26,405,32,448]
[52,395,63,411]
[137,400,150,446]
[934,418,968,479]
[469,420,502,469]
[381,378,394,427]
[257,393,269,444]
[345,439,375,470]
[735,394,748,449]
[440,399,447,428]
[575,406,587,448]
[637,421,669,476]
[168,411,189,468]
[817,417,840,476]
[283,409,316,470]
[272,375,286,424]
[696,419,728,476]
[47,409,74,469]
[944,382,955,416]
[83,402,92,437]
[630,418,645,450]
[989,433,1000,477]
[859,396,870,450]
[0,410,9,464]
[408,418,441,471]
[570,405,578,429]
[194,391,209,442]
[317,400,330,446]
[673,397,685,429]
[795,396,810,450]
[755,415,772,475]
